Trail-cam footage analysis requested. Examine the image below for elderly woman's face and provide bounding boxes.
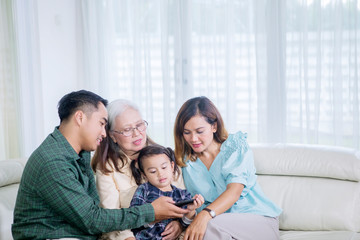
[110,108,147,158]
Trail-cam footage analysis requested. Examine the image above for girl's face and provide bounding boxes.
[110,108,147,158]
[183,115,217,154]
[142,153,174,192]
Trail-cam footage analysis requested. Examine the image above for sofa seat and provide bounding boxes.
[0,159,27,240]
[280,231,360,240]
[0,184,19,240]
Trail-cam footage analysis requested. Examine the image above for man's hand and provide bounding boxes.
[151,196,189,221]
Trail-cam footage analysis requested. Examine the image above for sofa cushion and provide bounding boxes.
[252,144,360,181]
[0,160,25,187]
[252,144,360,232]
[0,183,20,240]
[280,231,360,240]
[258,175,360,232]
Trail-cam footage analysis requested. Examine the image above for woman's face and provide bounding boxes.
[110,108,147,158]
[183,115,217,154]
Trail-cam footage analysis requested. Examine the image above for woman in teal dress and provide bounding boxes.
[174,96,282,240]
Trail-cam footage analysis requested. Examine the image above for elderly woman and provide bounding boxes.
[92,99,185,240]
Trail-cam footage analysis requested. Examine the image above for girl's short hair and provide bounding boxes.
[131,145,180,185]
[174,96,228,167]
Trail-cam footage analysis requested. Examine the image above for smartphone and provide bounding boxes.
[174,199,194,207]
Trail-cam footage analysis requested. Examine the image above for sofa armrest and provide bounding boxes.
[0,159,26,187]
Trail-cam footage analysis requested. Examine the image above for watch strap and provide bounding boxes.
[203,207,216,218]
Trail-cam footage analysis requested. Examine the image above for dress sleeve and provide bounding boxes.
[221,132,257,196]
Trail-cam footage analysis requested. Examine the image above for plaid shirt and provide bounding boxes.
[130,182,192,240]
[12,127,154,240]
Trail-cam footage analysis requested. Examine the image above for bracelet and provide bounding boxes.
[182,215,192,225]
[181,211,197,226]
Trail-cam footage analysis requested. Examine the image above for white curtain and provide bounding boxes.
[14,0,45,158]
[0,0,44,160]
[1,0,359,160]
[0,0,22,160]
[80,0,360,149]
[81,0,360,148]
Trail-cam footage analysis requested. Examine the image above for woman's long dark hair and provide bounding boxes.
[130,145,180,185]
[174,96,228,167]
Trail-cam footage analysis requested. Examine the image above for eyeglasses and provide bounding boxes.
[111,120,148,137]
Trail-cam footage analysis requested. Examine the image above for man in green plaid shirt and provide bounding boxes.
[12,90,187,240]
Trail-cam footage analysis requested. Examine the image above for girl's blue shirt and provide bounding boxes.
[182,131,282,217]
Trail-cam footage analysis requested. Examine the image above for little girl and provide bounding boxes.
[130,145,204,240]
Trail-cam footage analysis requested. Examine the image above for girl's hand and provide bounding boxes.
[187,194,204,211]
[183,210,211,240]
[162,220,183,240]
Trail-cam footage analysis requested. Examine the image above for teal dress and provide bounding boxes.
[182,131,282,217]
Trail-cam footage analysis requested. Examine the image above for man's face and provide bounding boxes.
[80,103,108,152]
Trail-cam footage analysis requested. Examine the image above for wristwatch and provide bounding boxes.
[203,207,216,218]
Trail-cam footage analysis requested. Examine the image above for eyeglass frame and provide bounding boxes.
[111,120,148,137]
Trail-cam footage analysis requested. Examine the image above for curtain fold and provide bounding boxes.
[13,0,44,157]
[79,0,113,95]
[285,0,360,148]
[1,0,359,159]
[0,0,22,160]
[1,0,46,159]
[80,0,360,149]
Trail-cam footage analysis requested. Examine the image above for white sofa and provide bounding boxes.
[253,144,360,240]
[0,158,27,240]
[0,144,359,240]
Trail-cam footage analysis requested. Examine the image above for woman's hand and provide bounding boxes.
[183,211,212,240]
[124,238,135,240]
[162,220,183,240]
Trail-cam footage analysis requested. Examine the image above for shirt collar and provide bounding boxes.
[52,126,90,162]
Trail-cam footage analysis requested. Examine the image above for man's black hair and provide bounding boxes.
[58,90,108,122]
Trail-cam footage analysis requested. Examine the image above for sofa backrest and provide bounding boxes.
[251,144,360,232]
[0,158,27,240]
